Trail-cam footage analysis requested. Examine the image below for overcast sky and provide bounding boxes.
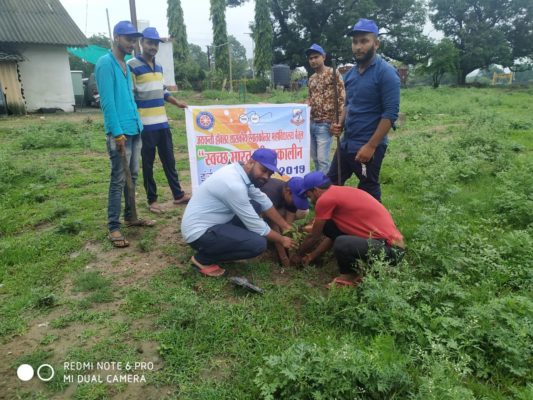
[59,0,255,57]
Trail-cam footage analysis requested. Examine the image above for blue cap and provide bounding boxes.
[251,148,280,174]
[288,177,309,210]
[305,43,326,57]
[299,171,332,195]
[349,18,379,36]
[142,27,164,42]
[113,21,142,37]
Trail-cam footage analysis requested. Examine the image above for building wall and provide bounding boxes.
[18,44,75,112]
[158,42,177,91]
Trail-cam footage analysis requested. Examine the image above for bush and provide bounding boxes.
[461,295,533,380]
[245,78,270,93]
[255,336,412,399]
[493,159,533,227]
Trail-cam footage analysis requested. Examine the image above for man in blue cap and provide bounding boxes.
[95,21,154,248]
[259,176,309,267]
[128,27,190,215]
[181,148,296,277]
[329,18,400,202]
[305,43,345,174]
[298,171,405,287]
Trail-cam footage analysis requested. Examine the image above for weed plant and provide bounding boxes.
[0,87,531,399]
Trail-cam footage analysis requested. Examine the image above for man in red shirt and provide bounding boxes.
[298,171,405,287]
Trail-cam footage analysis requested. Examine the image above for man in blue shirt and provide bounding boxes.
[181,148,296,277]
[95,21,154,248]
[329,18,400,201]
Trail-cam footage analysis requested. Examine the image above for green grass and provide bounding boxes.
[1,87,532,399]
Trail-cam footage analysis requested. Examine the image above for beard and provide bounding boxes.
[250,176,268,188]
[355,46,375,64]
[118,43,133,55]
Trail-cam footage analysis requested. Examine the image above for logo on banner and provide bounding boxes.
[196,111,215,130]
[290,108,305,126]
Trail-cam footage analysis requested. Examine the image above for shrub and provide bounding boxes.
[493,159,533,227]
[245,78,270,93]
[255,336,412,399]
[461,295,533,381]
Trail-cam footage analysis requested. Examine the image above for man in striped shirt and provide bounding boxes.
[128,27,190,214]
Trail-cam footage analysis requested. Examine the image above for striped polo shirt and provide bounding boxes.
[127,55,170,132]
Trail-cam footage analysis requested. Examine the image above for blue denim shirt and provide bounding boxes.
[95,52,143,136]
[181,163,273,243]
[342,56,400,152]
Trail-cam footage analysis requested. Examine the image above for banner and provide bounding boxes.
[185,104,310,191]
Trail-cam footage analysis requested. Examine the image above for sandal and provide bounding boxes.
[124,218,156,227]
[107,233,129,248]
[173,194,191,205]
[191,256,225,277]
[148,203,163,214]
[326,276,362,289]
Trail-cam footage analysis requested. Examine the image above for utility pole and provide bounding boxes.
[106,8,113,47]
[128,0,140,54]
[228,42,233,92]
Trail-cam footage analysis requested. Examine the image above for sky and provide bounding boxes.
[59,0,255,57]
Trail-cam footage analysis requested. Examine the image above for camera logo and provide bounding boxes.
[17,364,55,382]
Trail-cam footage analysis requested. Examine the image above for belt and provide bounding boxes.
[312,119,331,123]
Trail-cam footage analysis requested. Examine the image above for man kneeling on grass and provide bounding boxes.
[259,176,309,267]
[180,148,296,277]
[298,171,405,287]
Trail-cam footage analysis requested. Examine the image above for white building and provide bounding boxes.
[0,0,87,113]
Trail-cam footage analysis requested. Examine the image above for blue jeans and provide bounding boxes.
[106,134,142,232]
[310,121,333,173]
[327,144,387,202]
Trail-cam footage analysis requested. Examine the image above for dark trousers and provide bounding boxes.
[141,128,185,204]
[323,220,404,274]
[189,216,267,265]
[327,144,387,202]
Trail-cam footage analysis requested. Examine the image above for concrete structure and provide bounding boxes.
[0,0,87,113]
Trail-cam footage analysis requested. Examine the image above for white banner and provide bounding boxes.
[185,104,311,191]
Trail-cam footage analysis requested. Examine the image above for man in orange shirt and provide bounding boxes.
[298,171,405,287]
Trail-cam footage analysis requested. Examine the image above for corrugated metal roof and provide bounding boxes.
[0,0,87,46]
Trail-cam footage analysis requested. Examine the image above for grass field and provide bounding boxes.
[0,86,532,399]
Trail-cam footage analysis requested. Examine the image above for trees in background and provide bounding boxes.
[429,0,533,84]
[418,39,459,88]
[270,0,429,69]
[164,0,533,89]
[167,0,189,62]
[228,35,249,79]
[210,0,230,75]
[252,0,272,78]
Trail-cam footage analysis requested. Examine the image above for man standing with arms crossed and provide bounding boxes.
[329,18,400,201]
[128,27,190,214]
[96,21,154,248]
[306,43,345,173]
